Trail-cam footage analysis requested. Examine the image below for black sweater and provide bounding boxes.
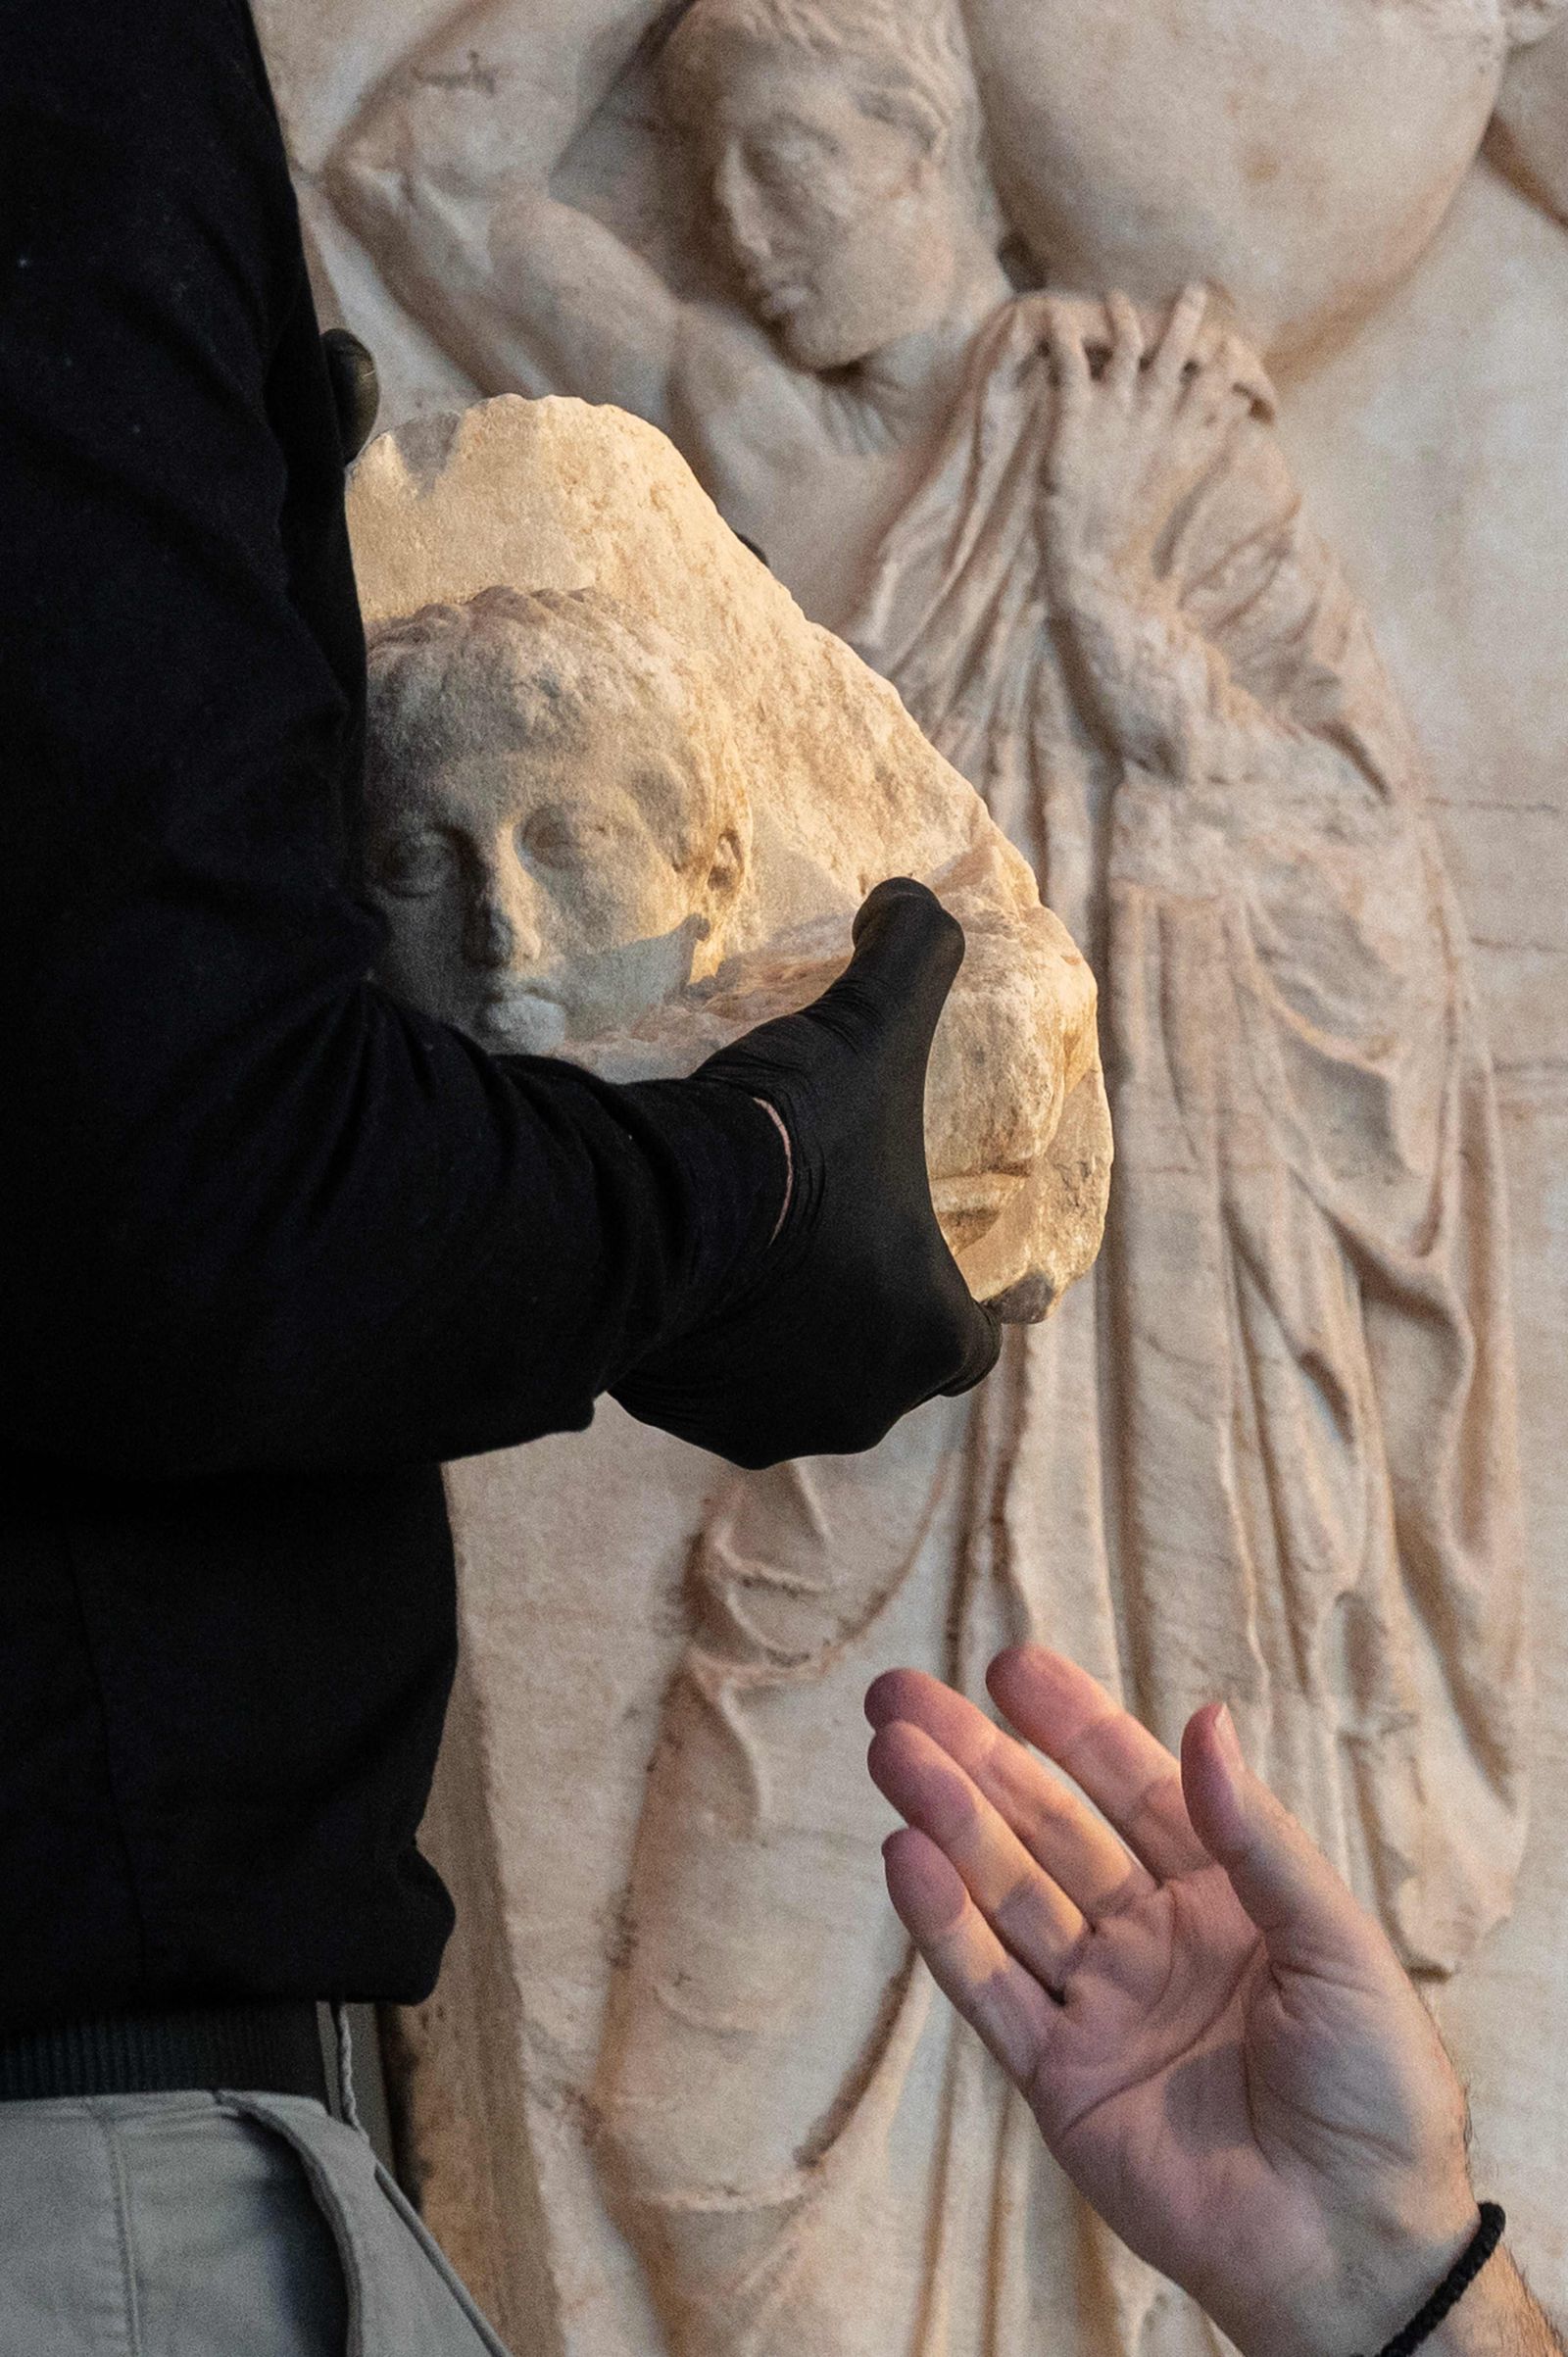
[0,0,784,2028]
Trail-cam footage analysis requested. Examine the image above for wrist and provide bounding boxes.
[1039,515,1148,596]
[1240,2203,1509,2357]
[1044,551,1157,649]
[1421,2245,1562,2357]
[613,1073,795,1334]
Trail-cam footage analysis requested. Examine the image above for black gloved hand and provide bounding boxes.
[321,327,380,466]
[613,878,1003,1468]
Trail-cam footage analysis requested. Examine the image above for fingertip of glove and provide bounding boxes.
[847,879,965,1017]
[852,875,933,931]
[940,1303,1004,1399]
[852,877,958,949]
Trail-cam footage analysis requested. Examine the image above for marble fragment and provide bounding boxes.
[349,394,1111,1315]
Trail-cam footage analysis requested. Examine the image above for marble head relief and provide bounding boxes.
[659,0,1003,373]
[366,586,751,1055]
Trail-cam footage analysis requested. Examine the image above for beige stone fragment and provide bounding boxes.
[352,397,1030,908]
[348,393,1111,1314]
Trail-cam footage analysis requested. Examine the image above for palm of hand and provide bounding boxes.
[1036,1864,1329,2329]
[866,1651,1474,2357]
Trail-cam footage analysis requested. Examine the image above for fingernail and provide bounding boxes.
[1214,1704,1245,1777]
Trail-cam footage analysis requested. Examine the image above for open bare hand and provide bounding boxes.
[865,1648,1481,2357]
[1041,284,1270,591]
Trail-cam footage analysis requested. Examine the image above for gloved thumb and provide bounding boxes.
[824,878,967,1061]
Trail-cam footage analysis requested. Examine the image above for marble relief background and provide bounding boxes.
[254,3,1568,2350]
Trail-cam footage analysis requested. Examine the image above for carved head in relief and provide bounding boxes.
[365,587,752,1055]
[662,0,1001,370]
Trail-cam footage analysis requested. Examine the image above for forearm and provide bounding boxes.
[224,1049,792,1479]
[324,0,589,377]
[1048,552,1280,788]
[10,980,789,1480]
[330,0,662,202]
[2,0,777,1480]
[1425,2250,1566,2357]
[330,103,677,410]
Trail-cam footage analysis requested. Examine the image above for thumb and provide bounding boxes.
[1181,1703,1390,1980]
[829,878,966,1056]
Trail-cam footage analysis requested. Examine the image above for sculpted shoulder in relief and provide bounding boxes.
[329,0,1022,629]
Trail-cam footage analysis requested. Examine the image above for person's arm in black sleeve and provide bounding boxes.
[0,0,997,1483]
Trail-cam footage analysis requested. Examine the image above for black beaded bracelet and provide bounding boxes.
[1354,2204,1507,2357]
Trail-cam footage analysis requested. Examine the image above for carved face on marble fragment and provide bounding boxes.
[366,587,751,1054]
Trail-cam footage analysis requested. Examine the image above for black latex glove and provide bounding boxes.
[321,327,380,465]
[613,878,1003,1468]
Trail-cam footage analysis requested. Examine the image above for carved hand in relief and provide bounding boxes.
[1039,284,1272,597]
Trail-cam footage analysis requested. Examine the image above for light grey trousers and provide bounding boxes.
[0,2090,515,2356]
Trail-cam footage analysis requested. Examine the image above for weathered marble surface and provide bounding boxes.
[250,0,1568,2349]
[348,395,1110,1313]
